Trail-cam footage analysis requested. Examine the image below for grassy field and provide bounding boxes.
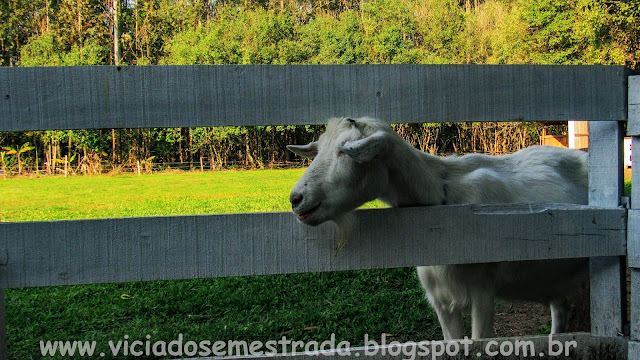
[0,169,308,221]
[2,170,630,359]
[1,170,441,360]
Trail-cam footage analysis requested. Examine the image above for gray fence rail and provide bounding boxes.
[0,65,631,131]
[0,204,626,289]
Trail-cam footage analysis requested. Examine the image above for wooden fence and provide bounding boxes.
[0,64,638,359]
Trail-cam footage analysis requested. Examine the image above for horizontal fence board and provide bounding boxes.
[0,65,630,131]
[0,204,626,288]
[182,333,627,360]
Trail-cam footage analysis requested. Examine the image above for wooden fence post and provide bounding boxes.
[627,76,640,358]
[0,289,7,360]
[630,137,640,358]
[0,213,7,360]
[589,120,626,337]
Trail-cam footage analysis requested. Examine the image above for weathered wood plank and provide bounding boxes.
[0,290,6,360]
[0,204,626,289]
[0,65,629,131]
[628,76,640,136]
[183,333,626,360]
[590,257,626,336]
[588,121,626,338]
[630,341,640,360]
[633,137,640,210]
[629,211,640,268]
[628,102,638,352]
[631,269,640,341]
[589,121,625,207]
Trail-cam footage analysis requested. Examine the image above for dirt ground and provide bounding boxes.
[494,302,550,336]
[494,289,591,337]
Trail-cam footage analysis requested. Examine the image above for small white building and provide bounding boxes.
[543,121,632,169]
[624,137,633,169]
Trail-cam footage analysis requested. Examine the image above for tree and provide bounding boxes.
[0,152,8,175]
[0,0,46,65]
[2,143,35,174]
[520,0,626,65]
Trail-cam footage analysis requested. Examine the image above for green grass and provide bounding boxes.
[4,170,626,359]
[1,170,435,360]
[0,169,309,221]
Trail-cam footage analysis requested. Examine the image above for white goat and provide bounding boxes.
[288,116,589,340]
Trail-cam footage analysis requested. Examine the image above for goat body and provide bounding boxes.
[288,117,589,340]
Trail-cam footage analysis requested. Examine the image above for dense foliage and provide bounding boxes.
[1,0,638,174]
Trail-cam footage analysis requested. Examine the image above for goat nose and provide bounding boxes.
[291,194,303,206]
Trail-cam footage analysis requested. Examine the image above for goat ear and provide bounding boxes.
[287,142,319,159]
[338,132,388,163]
[345,118,366,132]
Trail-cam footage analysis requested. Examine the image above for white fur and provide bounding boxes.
[289,117,589,340]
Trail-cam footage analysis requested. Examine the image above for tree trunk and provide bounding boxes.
[46,0,50,32]
[112,129,116,161]
[46,143,52,175]
[77,3,82,48]
[188,128,193,163]
[178,129,184,165]
[35,143,39,174]
[113,0,121,65]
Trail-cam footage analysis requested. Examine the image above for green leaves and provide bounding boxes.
[2,143,34,155]
[8,0,639,68]
[20,32,105,66]
[519,0,627,65]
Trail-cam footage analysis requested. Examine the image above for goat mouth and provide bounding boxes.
[297,203,321,221]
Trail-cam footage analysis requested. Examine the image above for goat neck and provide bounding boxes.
[378,137,447,208]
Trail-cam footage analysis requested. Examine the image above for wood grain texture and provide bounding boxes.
[631,269,640,340]
[0,65,629,131]
[633,136,640,210]
[588,121,626,338]
[630,341,640,360]
[0,290,6,360]
[0,204,626,289]
[588,121,625,207]
[628,210,640,268]
[629,76,640,136]
[590,257,626,337]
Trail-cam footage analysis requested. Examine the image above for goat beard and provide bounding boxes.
[333,212,356,258]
